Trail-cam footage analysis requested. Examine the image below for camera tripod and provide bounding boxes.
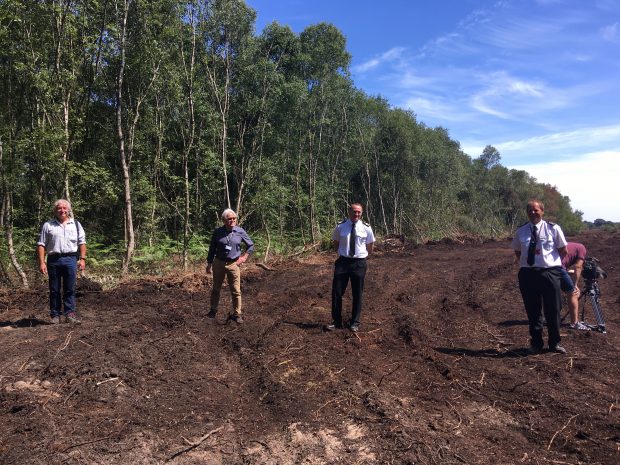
[579,278,606,333]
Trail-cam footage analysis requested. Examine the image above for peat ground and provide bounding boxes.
[1,230,619,464]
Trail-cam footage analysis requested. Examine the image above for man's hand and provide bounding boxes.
[206,263,212,274]
[573,286,580,295]
[39,262,47,275]
[78,258,86,272]
[237,254,248,266]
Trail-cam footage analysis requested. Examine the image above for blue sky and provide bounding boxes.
[245,0,620,222]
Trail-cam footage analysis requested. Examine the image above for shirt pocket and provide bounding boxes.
[357,229,368,244]
[65,226,78,245]
[520,236,531,249]
[541,234,555,251]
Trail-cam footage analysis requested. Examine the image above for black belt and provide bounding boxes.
[49,252,78,258]
[215,256,238,263]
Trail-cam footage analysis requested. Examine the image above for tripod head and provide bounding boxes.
[582,256,607,281]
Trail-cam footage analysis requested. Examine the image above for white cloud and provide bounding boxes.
[395,71,432,88]
[601,22,619,42]
[403,96,467,122]
[421,32,481,57]
[496,124,620,156]
[352,47,406,73]
[468,72,549,119]
[470,94,512,119]
[511,150,620,222]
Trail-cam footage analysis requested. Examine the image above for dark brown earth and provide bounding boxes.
[1,231,619,465]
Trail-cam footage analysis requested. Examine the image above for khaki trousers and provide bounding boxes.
[210,258,242,315]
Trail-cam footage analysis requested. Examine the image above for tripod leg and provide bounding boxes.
[589,295,606,330]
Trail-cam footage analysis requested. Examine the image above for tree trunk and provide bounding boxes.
[206,47,231,209]
[0,141,28,288]
[115,0,135,274]
[179,5,198,271]
[2,195,29,288]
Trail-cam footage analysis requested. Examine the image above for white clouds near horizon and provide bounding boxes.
[512,150,620,222]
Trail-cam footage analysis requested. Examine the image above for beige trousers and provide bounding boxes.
[210,257,242,315]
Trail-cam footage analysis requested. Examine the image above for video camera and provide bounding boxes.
[582,256,607,281]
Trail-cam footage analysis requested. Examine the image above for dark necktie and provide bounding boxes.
[527,225,537,266]
[349,222,356,257]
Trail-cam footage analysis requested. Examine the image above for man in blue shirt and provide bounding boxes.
[206,208,254,323]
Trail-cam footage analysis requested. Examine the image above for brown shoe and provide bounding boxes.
[229,314,243,324]
[65,313,81,324]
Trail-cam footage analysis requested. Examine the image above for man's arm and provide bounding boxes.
[37,245,47,274]
[78,244,87,271]
[236,230,254,265]
[558,246,568,260]
[206,230,218,273]
[367,242,374,254]
[573,258,584,284]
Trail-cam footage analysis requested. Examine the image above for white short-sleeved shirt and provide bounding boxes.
[37,218,86,255]
[511,220,566,268]
[332,219,375,258]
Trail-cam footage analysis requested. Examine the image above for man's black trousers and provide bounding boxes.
[331,256,367,326]
[518,266,563,348]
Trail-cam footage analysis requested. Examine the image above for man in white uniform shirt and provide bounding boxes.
[37,199,87,324]
[512,199,567,354]
[326,203,375,332]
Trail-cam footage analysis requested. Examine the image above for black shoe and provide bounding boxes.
[324,322,343,331]
[527,345,543,355]
[349,323,360,333]
[550,344,567,354]
[229,314,243,324]
[207,309,217,318]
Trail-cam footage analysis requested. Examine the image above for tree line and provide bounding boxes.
[0,0,583,286]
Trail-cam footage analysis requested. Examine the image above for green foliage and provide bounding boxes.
[0,0,589,282]
[586,219,619,232]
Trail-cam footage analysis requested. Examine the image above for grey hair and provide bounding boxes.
[221,208,237,221]
[53,199,73,217]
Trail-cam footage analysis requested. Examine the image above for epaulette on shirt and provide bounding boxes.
[363,221,371,227]
[517,221,529,228]
[547,222,556,226]
[338,219,347,224]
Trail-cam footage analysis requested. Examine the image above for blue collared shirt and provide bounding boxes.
[207,226,254,263]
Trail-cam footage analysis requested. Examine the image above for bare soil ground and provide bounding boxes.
[1,231,619,465]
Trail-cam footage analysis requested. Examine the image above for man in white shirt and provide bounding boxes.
[512,200,567,354]
[327,203,375,332]
[37,199,87,324]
